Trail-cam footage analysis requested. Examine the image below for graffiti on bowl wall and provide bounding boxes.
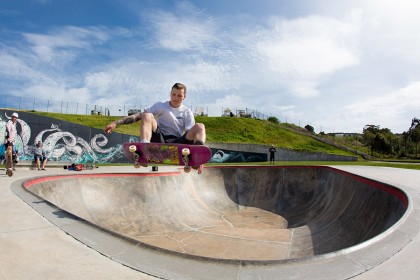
[0,112,130,163]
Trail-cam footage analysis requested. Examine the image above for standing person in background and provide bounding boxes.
[4,112,19,176]
[34,141,48,170]
[105,82,207,174]
[269,144,276,165]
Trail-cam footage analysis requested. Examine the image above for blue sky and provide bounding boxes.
[1,0,420,133]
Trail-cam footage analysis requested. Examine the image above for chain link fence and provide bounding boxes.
[0,95,112,116]
[0,94,325,132]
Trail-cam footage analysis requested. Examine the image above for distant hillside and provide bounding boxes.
[31,111,356,156]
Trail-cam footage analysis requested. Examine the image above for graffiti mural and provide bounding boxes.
[0,110,269,164]
[0,110,138,163]
[209,148,267,163]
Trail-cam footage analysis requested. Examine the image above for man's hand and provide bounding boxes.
[104,122,116,134]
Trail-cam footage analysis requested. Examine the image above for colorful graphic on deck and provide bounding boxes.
[146,144,180,164]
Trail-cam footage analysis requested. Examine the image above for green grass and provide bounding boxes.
[196,117,354,155]
[31,112,353,156]
[34,112,140,135]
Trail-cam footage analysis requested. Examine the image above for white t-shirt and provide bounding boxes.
[4,120,17,144]
[145,101,195,137]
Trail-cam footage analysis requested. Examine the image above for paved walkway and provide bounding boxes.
[1,165,419,279]
[0,166,161,280]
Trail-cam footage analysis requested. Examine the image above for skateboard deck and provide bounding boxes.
[63,163,97,171]
[122,142,212,172]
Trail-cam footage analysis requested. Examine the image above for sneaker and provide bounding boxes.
[6,168,13,177]
[193,140,204,145]
[192,165,204,175]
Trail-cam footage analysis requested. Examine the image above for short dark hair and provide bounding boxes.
[172,83,187,95]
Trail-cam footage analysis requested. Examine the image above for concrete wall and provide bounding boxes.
[208,143,357,162]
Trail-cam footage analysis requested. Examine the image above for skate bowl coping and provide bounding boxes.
[22,166,410,279]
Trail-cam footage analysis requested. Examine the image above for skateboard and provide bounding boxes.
[63,163,98,171]
[122,142,212,172]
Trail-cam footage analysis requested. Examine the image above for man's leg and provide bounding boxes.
[186,123,206,144]
[36,157,41,170]
[185,123,207,174]
[5,146,13,175]
[139,113,158,143]
[42,158,47,169]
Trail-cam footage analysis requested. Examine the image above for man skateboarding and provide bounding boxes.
[4,112,19,176]
[105,82,207,174]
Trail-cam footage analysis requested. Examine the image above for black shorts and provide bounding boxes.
[34,155,46,161]
[151,128,194,144]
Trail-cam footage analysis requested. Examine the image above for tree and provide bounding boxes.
[404,117,420,157]
[304,124,314,133]
[410,124,420,156]
[363,125,379,156]
[401,131,410,157]
[267,116,279,124]
[363,125,398,156]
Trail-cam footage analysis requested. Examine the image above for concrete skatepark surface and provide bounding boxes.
[2,165,420,279]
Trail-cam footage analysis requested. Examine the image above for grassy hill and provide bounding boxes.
[31,111,354,156]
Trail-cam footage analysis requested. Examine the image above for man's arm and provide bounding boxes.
[105,114,142,134]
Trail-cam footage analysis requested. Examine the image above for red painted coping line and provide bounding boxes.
[205,165,409,208]
[23,172,181,189]
[328,167,409,209]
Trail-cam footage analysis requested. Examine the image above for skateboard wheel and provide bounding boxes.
[182,148,190,156]
[129,145,137,153]
[184,166,191,173]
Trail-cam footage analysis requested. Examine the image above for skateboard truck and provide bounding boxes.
[129,145,143,168]
[182,148,191,173]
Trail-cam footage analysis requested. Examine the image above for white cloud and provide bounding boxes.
[237,13,361,98]
[23,26,110,64]
[18,84,92,106]
[322,81,420,133]
[0,52,34,79]
[0,51,61,90]
[358,0,420,64]
[147,2,220,52]
[209,95,247,116]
